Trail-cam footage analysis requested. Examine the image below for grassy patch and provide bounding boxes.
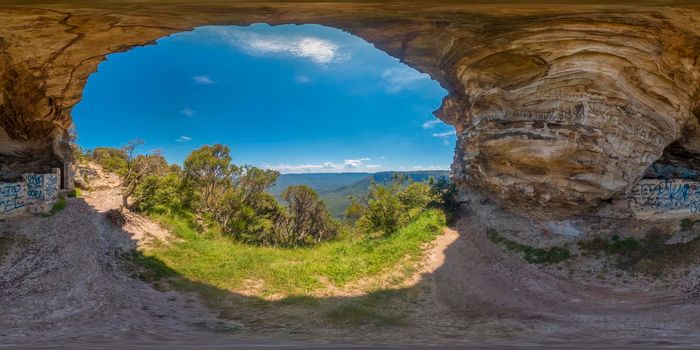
[67,188,81,198]
[488,229,571,264]
[136,209,445,297]
[42,195,67,217]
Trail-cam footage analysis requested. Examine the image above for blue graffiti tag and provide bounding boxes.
[26,174,44,200]
[0,183,25,214]
[45,175,58,199]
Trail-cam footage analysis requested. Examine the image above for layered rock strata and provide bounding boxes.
[1,2,700,217]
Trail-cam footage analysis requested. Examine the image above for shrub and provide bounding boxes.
[43,195,67,217]
[91,147,128,174]
[274,185,338,246]
[429,176,459,219]
[132,173,185,213]
[357,177,434,236]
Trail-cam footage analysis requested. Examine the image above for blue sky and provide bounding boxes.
[73,24,455,173]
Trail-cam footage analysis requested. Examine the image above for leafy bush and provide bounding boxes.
[91,147,128,175]
[356,176,434,236]
[132,173,185,213]
[429,176,459,219]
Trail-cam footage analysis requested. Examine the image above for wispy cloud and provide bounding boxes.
[264,158,378,173]
[193,75,215,85]
[432,129,457,145]
[413,165,448,171]
[295,75,311,84]
[176,135,192,142]
[204,27,348,65]
[343,158,371,169]
[432,130,456,138]
[422,120,442,129]
[381,67,430,93]
[181,107,196,117]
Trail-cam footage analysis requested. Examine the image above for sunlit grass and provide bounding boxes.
[140,209,445,297]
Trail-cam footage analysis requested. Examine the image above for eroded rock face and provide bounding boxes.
[1,2,700,217]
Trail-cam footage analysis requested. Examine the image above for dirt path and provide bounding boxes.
[0,170,233,345]
[2,167,700,346]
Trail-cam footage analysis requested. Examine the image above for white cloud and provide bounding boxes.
[295,75,311,84]
[193,75,215,85]
[206,27,348,65]
[181,107,196,117]
[176,136,192,142]
[343,158,370,168]
[264,158,378,173]
[413,165,448,171]
[422,120,442,129]
[432,130,456,138]
[381,67,430,93]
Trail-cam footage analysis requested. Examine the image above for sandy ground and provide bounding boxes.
[2,168,700,347]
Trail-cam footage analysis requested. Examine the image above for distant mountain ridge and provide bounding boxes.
[270,170,450,217]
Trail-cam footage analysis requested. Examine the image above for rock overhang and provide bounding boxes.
[1,1,700,219]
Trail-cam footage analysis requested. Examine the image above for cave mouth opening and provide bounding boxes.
[70,23,452,212]
[643,142,700,181]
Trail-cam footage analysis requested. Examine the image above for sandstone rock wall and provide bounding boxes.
[1,2,700,218]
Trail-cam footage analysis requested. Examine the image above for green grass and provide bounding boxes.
[488,229,571,264]
[137,208,445,297]
[67,188,81,198]
[42,195,67,217]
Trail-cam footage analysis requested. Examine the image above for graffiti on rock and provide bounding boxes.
[26,173,45,200]
[627,179,700,214]
[1,172,62,218]
[45,174,58,200]
[0,182,25,215]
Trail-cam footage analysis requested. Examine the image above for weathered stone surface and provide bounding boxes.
[1,2,700,218]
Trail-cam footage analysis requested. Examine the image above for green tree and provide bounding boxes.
[120,139,168,209]
[276,185,337,246]
[219,166,281,239]
[132,172,184,213]
[183,144,237,221]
